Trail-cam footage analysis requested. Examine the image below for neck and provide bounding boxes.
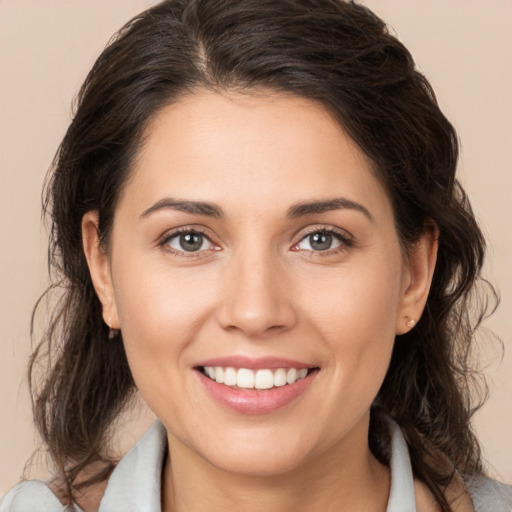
[162,420,390,512]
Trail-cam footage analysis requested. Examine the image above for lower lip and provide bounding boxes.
[196,369,318,415]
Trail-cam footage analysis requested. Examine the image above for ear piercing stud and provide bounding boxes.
[106,318,119,339]
[406,318,416,329]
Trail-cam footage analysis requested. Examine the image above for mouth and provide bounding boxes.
[194,359,319,414]
[198,366,316,390]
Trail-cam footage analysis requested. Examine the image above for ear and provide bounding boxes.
[395,226,438,335]
[82,211,120,329]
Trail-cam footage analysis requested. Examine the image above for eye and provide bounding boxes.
[294,229,349,252]
[165,230,214,253]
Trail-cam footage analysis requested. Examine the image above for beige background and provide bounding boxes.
[1,0,510,495]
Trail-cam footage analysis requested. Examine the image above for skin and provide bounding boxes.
[82,90,455,511]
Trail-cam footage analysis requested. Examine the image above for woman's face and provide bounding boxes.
[85,90,433,476]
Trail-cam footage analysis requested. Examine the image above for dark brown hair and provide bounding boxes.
[30,1,494,509]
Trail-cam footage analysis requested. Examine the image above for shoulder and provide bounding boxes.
[414,476,475,512]
[465,475,512,512]
[1,421,165,512]
[0,480,83,512]
[413,474,512,512]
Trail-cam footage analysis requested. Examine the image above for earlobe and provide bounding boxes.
[396,226,438,335]
[81,211,120,330]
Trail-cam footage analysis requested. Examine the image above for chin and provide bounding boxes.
[187,425,314,477]
[207,446,308,477]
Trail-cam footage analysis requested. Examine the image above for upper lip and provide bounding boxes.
[194,356,315,370]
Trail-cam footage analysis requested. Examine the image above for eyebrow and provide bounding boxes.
[287,197,374,222]
[140,196,373,222]
[140,198,224,219]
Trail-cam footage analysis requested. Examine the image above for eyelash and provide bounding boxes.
[291,226,354,256]
[158,226,354,258]
[159,227,218,258]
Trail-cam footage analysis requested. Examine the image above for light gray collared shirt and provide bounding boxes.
[2,419,510,511]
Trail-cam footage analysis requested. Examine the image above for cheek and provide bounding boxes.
[302,252,404,404]
[110,256,218,373]
[110,258,221,422]
[114,251,211,322]
[303,253,404,342]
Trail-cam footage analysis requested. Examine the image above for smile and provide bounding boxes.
[200,366,310,390]
[195,358,319,415]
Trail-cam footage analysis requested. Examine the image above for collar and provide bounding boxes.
[386,417,417,511]
[98,418,416,511]
[98,420,167,512]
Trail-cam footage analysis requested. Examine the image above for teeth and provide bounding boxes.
[223,367,237,386]
[286,368,297,384]
[255,369,273,389]
[203,366,310,389]
[214,367,224,384]
[273,368,287,387]
[237,368,255,388]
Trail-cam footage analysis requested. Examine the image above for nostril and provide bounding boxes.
[216,302,298,338]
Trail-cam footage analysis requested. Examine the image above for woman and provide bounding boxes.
[1,0,511,510]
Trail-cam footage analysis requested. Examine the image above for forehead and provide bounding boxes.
[120,90,392,221]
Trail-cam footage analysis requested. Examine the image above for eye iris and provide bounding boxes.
[179,233,203,251]
[310,232,332,251]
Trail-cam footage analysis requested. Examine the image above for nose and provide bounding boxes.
[216,249,298,338]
